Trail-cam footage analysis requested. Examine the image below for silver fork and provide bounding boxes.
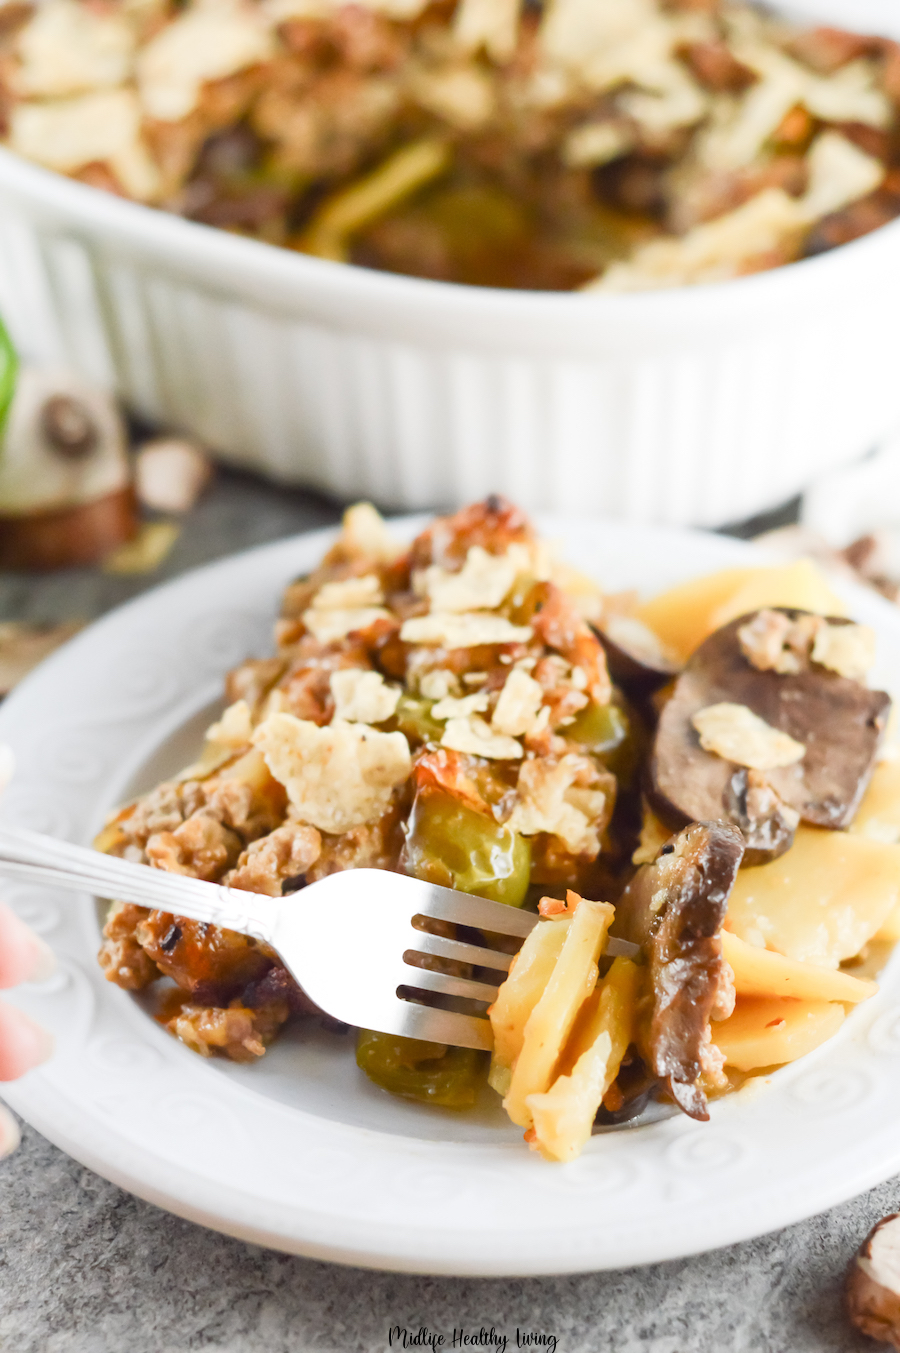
[0,823,637,1050]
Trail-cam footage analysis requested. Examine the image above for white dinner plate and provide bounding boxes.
[2,516,900,1276]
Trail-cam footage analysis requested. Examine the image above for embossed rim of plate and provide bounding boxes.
[2,516,900,1276]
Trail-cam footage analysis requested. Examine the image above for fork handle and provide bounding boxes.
[0,824,280,946]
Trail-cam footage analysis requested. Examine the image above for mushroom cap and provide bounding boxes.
[650,609,890,861]
[0,365,128,516]
[847,1213,900,1348]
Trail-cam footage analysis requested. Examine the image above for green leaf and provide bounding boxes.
[0,315,18,439]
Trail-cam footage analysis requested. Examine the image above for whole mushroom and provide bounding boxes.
[134,437,212,514]
[0,364,135,569]
[847,1214,900,1347]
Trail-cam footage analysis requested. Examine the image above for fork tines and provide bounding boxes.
[413,884,539,938]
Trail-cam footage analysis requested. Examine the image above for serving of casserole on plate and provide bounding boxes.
[2,503,900,1272]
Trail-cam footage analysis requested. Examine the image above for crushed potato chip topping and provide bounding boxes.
[207,699,254,748]
[692,701,806,770]
[508,752,611,853]
[136,4,275,122]
[254,711,411,833]
[811,622,876,681]
[400,611,534,648]
[739,609,876,680]
[593,130,886,291]
[16,0,135,99]
[739,609,813,674]
[302,573,391,643]
[418,544,531,613]
[454,0,521,63]
[418,668,460,700]
[441,714,523,760]
[339,502,405,564]
[330,668,401,723]
[430,691,490,720]
[10,87,161,198]
[312,574,385,609]
[491,667,547,738]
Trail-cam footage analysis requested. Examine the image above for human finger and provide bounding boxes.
[0,1102,20,1158]
[0,1000,54,1080]
[0,901,55,989]
[0,745,56,987]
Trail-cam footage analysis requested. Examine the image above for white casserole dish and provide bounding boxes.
[0,0,899,528]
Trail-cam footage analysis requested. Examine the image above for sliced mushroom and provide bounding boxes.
[650,609,890,862]
[593,614,682,694]
[614,820,744,1121]
[722,767,800,865]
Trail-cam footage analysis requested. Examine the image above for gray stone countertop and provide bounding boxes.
[0,472,893,1353]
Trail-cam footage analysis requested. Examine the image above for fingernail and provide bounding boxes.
[0,1104,20,1158]
[0,745,14,796]
[26,937,56,985]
